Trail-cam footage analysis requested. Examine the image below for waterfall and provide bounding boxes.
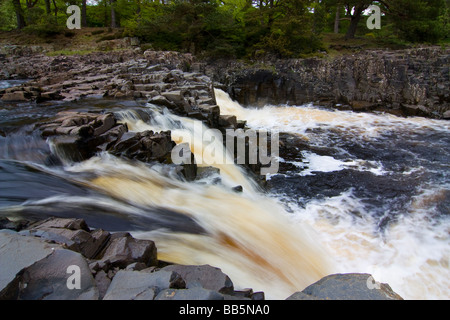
[64,104,336,299]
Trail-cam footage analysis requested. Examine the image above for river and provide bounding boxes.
[0,82,448,299]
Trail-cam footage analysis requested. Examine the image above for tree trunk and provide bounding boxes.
[110,0,118,28]
[81,0,87,27]
[44,0,51,15]
[136,0,141,16]
[334,5,340,34]
[52,0,57,22]
[344,4,367,40]
[12,0,26,29]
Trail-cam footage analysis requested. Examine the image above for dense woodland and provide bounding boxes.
[1,0,449,58]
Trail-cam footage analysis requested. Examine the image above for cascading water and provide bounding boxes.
[0,84,448,299]
[214,89,450,300]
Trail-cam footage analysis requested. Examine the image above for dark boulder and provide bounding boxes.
[97,232,158,269]
[0,217,30,232]
[39,111,127,162]
[16,248,99,300]
[1,91,32,102]
[109,130,175,163]
[162,264,234,294]
[21,217,110,260]
[0,230,59,299]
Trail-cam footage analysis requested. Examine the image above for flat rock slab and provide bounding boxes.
[0,230,98,300]
[103,270,184,300]
[0,230,60,298]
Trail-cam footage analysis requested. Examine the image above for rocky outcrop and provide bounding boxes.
[34,110,197,180]
[207,47,450,119]
[0,49,243,175]
[110,130,175,163]
[1,47,448,120]
[37,111,128,162]
[0,49,216,115]
[0,217,403,300]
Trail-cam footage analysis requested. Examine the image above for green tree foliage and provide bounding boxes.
[388,0,448,43]
[1,0,448,57]
[0,0,17,30]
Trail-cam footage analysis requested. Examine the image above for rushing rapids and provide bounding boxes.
[0,83,448,299]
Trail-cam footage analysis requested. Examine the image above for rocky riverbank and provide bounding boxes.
[0,216,402,300]
[1,46,449,120]
[206,46,450,119]
[0,46,439,300]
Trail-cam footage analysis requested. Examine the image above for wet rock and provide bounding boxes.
[173,142,197,181]
[109,130,175,163]
[401,104,431,117]
[443,110,450,119]
[250,291,265,300]
[1,91,31,102]
[0,217,30,231]
[21,218,110,259]
[231,185,243,193]
[149,95,177,109]
[161,264,234,294]
[39,90,63,101]
[350,100,378,112]
[97,232,157,269]
[286,273,403,300]
[38,111,127,162]
[103,270,185,300]
[219,115,237,128]
[93,113,115,136]
[204,105,221,128]
[196,166,220,180]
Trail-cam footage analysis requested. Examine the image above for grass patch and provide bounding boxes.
[320,32,413,59]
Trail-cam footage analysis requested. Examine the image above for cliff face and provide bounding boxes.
[207,47,450,119]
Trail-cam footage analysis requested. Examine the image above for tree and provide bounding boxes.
[343,0,372,39]
[12,0,26,29]
[44,0,50,15]
[334,3,340,33]
[82,0,87,27]
[388,0,447,43]
[110,0,118,28]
